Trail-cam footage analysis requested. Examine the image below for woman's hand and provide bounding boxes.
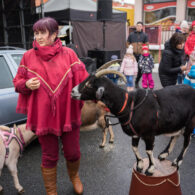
[181,64,187,72]
[26,77,40,90]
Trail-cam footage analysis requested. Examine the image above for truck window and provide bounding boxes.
[11,54,23,66]
[0,56,14,89]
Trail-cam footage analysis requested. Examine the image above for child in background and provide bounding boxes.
[183,47,195,137]
[120,45,138,91]
[107,55,120,84]
[138,44,154,89]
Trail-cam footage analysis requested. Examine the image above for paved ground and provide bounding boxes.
[1,73,195,195]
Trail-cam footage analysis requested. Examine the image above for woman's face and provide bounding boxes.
[181,27,189,34]
[34,29,57,46]
[143,49,148,54]
[176,42,184,50]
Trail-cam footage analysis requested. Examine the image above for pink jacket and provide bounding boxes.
[185,32,195,56]
[120,56,138,76]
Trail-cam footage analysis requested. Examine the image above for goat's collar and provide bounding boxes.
[121,89,149,136]
[118,92,128,114]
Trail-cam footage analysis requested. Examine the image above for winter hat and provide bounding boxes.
[126,45,133,54]
[180,20,189,29]
[192,20,195,28]
[142,44,149,51]
[175,26,182,33]
[111,55,118,60]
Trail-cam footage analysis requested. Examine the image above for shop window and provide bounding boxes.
[144,0,176,3]
[144,7,176,25]
[144,2,176,27]
[186,0,195,22]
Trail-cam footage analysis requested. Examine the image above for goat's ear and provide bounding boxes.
[96,87,104,100]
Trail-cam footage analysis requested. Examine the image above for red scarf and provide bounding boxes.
[33,38,62,61]
[143,53,149,57]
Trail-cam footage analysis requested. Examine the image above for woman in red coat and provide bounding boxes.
[13,17,88,195]
[185,20,195,56]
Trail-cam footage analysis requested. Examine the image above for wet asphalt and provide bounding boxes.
[1,73,195,195]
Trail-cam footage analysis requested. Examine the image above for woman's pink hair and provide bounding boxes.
[33,17,59,35]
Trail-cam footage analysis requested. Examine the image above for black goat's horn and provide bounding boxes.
[95,69,127,83]
[96,59,122,72]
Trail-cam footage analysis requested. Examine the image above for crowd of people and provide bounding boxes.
[121,20,195,135]
[12,16,195,195]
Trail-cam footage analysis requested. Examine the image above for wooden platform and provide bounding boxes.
[129,158,182,195]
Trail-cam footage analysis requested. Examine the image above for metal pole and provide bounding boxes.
[69,21,72,44]
[19,0,26,49]
[2,0,8,46]
[68,0,71,43]
[41,0,44,18]
[103,21,106,49]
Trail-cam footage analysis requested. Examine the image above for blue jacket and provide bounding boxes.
[183,65,195,88]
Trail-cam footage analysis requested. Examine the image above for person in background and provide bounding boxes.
[183,48,195,137]
[185,20,195,57]
[176,20,190,84]
[180,20,190,40]
[120,45,138,91]
[138,44,154,90]
[159,32,187,87]
[184,48,195,87]
[127,21,149,88]
[13,17,88,195]
[107,55,120,84]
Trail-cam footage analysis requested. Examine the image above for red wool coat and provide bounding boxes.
[13,39,88,136]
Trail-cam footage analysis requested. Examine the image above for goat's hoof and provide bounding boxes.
[145,169,153,176]
[172,159,178,167]
[18,189,25,194]
[158,152,168,161]
[172,160,180,170]
[109,140,114,144]
[158,155,165,161]
[136,167,143,173]
[17,187,24,194]
[99,144,105,148]
[172,161,177,167]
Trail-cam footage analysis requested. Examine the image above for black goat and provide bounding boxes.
[71,74,195,176]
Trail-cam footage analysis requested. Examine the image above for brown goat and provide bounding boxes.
[81,101,114,147]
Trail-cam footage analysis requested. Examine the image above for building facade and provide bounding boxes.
[134,0,195,25]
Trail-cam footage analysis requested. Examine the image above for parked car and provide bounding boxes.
[0,46,27,126]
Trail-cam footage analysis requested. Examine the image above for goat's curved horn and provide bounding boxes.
[95,69,127,83]
[96,59,122,72]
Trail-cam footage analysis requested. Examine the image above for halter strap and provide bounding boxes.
[18,128,25,146]
[121,90,149,136]
[0,127,25,158]
[122,100,139,136]
[118,92,128,114]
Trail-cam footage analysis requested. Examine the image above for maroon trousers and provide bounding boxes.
[38,127,80,168]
